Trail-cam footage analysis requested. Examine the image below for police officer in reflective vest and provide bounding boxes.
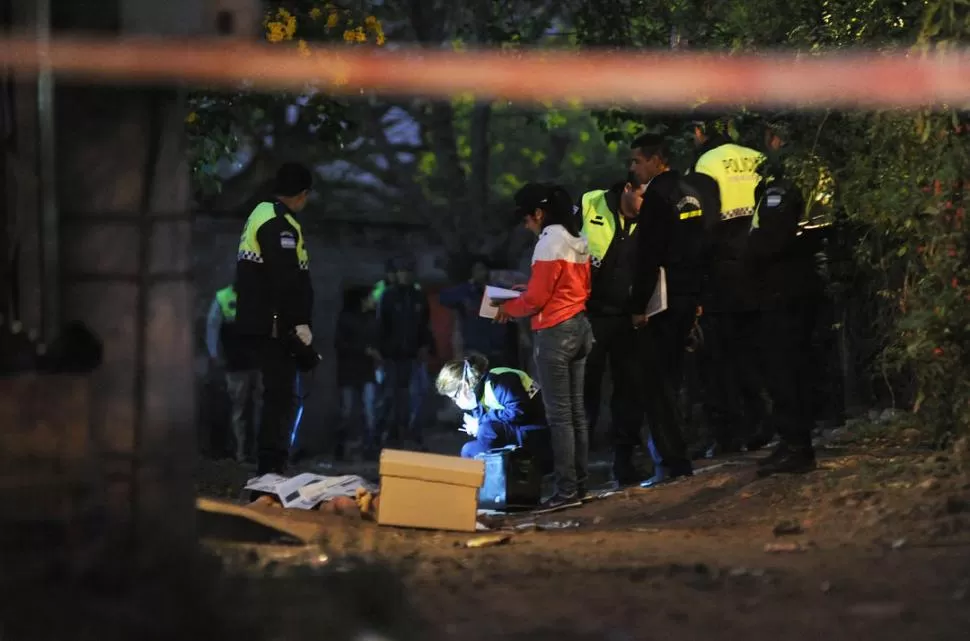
[206,284,263,462]
[577,176,645,485]
[747,117,822,476]
[688,118,768,457]
[234,163,315,475]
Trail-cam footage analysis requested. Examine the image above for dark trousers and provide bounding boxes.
[381,358,426,444]
[637,303,695,467]
[700,310,766,446]
[756,303,815,449]
[584,314,644,450]
[253,338,297,475]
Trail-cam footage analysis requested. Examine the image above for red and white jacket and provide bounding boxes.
[504,224,591,330]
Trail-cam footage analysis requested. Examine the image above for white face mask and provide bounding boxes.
[454,389,477,411]
[452,360,478,411]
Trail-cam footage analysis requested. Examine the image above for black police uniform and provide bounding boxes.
[235,201,314,475]
[747,163,821,474]
[689,136,768,455]
[631,170,709,483]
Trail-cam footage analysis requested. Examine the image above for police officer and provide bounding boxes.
[577,176,645,485]
[206,283,262,462]
[748,117,821,476]
[630,133,709,486]
[688,117,767,457]
[234,162,315,475]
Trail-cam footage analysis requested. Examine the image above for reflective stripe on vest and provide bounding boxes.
[480,367,539,411]
[216,286,237,322]
[581,190,635,268]
[694,144,764,221]
[237,202,310,270]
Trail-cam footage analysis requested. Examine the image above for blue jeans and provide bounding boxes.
[340,383,378,438]
[382,359,428,443]
[533,313,594,496]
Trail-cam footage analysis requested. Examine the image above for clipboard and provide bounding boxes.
[479,285,521,319]
[644,267,668,318]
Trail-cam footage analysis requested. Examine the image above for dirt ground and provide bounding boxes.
[198,431,970,641]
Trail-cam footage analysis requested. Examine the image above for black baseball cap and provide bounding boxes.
[513,183,553,218]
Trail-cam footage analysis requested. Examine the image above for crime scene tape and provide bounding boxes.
[2,34,970,108]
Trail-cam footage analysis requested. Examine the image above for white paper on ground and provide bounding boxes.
[244,473,376,510]
[479,285,522,319]
[644,266,668,318]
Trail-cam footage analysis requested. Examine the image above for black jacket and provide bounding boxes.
[378,283,435,360]
[746,166,823,308]
[631,170,713,312]
[579,186,641,316]
[234,201,314,338]
[334,308,379,386]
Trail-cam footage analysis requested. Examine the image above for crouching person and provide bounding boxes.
[435,353,552,471]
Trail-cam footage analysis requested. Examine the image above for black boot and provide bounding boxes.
[640,460,693,488]
[613,447,643,487]
[756,442,789,467]
[745,430,775,452]
[756,445,816,477]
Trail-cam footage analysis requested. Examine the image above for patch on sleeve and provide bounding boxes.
[764,186,785,208]
[280,231,297,249]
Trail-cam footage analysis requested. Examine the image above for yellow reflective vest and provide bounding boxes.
[580,189,636,268]
[694,143,764,221]
[480,367,540,411]
[237,202,310,270]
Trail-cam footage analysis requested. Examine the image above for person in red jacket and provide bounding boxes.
[494,183,593,509]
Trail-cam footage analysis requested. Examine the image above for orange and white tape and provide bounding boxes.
[1,33,969,108]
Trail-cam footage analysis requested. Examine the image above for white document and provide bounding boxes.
[479,285,522,319]
[244,473,375,510]
[644,267,668,318]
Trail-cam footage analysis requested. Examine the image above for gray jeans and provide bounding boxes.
[533,313,594,496]
[226,369,263,461]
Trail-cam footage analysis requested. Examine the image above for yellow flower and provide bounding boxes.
[342,29,357,42]
[365,17,385,45]
[297,39,311,57]
[185,111,198,124]
[326,11,339,29]
[266,22,286,43]
[309,7,323,20]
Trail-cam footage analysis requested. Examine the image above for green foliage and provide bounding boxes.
[185,2,381,196]
[573,0,970,438]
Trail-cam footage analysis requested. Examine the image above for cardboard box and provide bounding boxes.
[377,449,485,532]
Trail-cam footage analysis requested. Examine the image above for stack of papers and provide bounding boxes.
[244,473,376,510]
[479,285,522,319]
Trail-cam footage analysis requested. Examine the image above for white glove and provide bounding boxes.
[295,324,313,346]
[462,413,480,438]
